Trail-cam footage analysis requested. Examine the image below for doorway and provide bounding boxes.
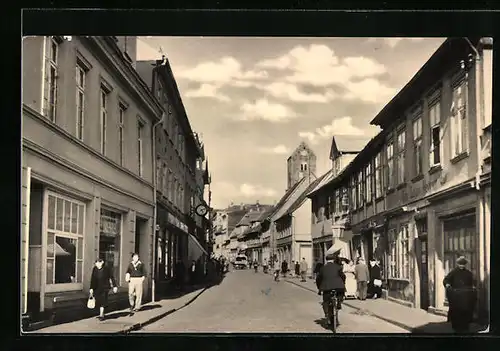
[27,181,44,316]
[416,219,429,310]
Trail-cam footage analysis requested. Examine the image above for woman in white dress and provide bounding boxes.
[343,260,357,299]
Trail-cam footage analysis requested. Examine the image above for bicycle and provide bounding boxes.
[322,290,340,333]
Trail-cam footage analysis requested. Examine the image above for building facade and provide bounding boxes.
[212,210,229,257]
[21,36,162,320]
[309,136,360,264]
[308,38,492,322]
[135,58,209,297]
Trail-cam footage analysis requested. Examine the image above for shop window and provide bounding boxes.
[450,80,468,157]
[45,192,85,292]
[443,214,477,279]
[388,225,410,280]
[100,209,122,283]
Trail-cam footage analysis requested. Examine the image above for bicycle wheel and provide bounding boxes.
[330,299,338,332]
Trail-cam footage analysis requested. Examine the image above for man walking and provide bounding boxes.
[313,258,323,280]
[354,257,370,300]
[126,253,146,315]
[300,257,308,282]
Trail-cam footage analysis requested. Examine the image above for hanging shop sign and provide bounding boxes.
[167,213,189,233]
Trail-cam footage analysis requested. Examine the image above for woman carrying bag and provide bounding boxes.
[89,258,118,321]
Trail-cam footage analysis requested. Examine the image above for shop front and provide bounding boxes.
[24,173,154,322]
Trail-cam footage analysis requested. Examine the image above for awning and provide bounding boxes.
[326,238,351,259]
[47,242,71,256]
[187,234,208,261]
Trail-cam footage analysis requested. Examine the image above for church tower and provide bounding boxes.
[286,142,316,189]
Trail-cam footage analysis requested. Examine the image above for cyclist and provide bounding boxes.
[316,252,346,325]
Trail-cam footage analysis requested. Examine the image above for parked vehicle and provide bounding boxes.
[233,255,248,270]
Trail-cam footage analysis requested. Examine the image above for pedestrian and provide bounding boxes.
[281,260,288,278]
[443,256,477,333]
[89,258,118,321]
[368,258,383,299]
[125,253,146,315]
[294,261,300,278]
[354,257,370,300]
[300,258,308,282]
[263,258,268,274]
[313,258,323,280]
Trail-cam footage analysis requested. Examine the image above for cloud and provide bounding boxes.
[260,82,336,103]
[343,78,396,104]
[185,83,230,102]
[367,37,425,48]
[298,117,367,144]
[238,99,297,123]
[258,144,290,155]
[255,44,387,87]
[212,181,277,200]
[240,183,277,197]
[176,56,268,86]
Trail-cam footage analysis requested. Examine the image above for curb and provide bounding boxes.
[118,286,209,334]
[284,279,414,332]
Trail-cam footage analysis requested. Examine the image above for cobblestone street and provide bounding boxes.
[134,270,407,333]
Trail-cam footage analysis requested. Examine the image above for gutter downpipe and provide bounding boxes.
[151,112,166,303]
[463,37,486,314]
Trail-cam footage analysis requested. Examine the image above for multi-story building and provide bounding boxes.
[308,136,360,263]
[227,203,263,261]
[239,206,273,263]
[136,57,210,297]
[268,143,317,268]
[307,37,492,323]
[21,36,162,322]
[212,210,229,257]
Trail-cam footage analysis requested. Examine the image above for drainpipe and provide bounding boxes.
[463,37,486,309]
[151,112,166,303]
[23,167,32,315]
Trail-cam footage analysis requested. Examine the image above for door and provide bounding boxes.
[418,236,429,310]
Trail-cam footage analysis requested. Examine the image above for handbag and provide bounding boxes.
[374,279,382,287]
[87,295,95,309]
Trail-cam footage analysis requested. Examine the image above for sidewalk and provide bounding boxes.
[284,277,486,333]
[28,285,209,334]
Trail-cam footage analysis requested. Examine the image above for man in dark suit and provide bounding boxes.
[316,252,346,324]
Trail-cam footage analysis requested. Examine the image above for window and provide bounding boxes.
[118,105,126,165]
[162,163,168,195]
[335,189,341,214]
[43,37,59,121]
[137,119,144,177]
[413,116,423,176]
[374,152,383,198]
[350,177,357,209]
[100,88,108,155]
[99,209,122,283]
[386,142,394,189]
[365,162,372,202]
[397,129,406,184]
[429,101,441,166]
[334,158,341,175]
[388,225,410,280]
[45,192,85,291]
[443,214,478,279]
[76,64,86,140]
[168,171,173,202]
[156,157,162,188]
[357,171,364,207]
[329,192,336,216]
[451,81,468,157]
[325,195,331,220]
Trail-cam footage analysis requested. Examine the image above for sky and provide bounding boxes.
[136,36,446,209]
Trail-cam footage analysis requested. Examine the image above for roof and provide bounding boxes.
[287,141,316,160]
[370,37,485,128]
[257,206,275,222]
[235,205,273,227]
[308,130,389,198]
[307,169,334,196]
[267,177,305,219]
[277,173,329,220]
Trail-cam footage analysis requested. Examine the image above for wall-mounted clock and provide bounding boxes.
[195,204,208,217]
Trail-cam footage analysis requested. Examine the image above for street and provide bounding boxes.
[134,270,408,333]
